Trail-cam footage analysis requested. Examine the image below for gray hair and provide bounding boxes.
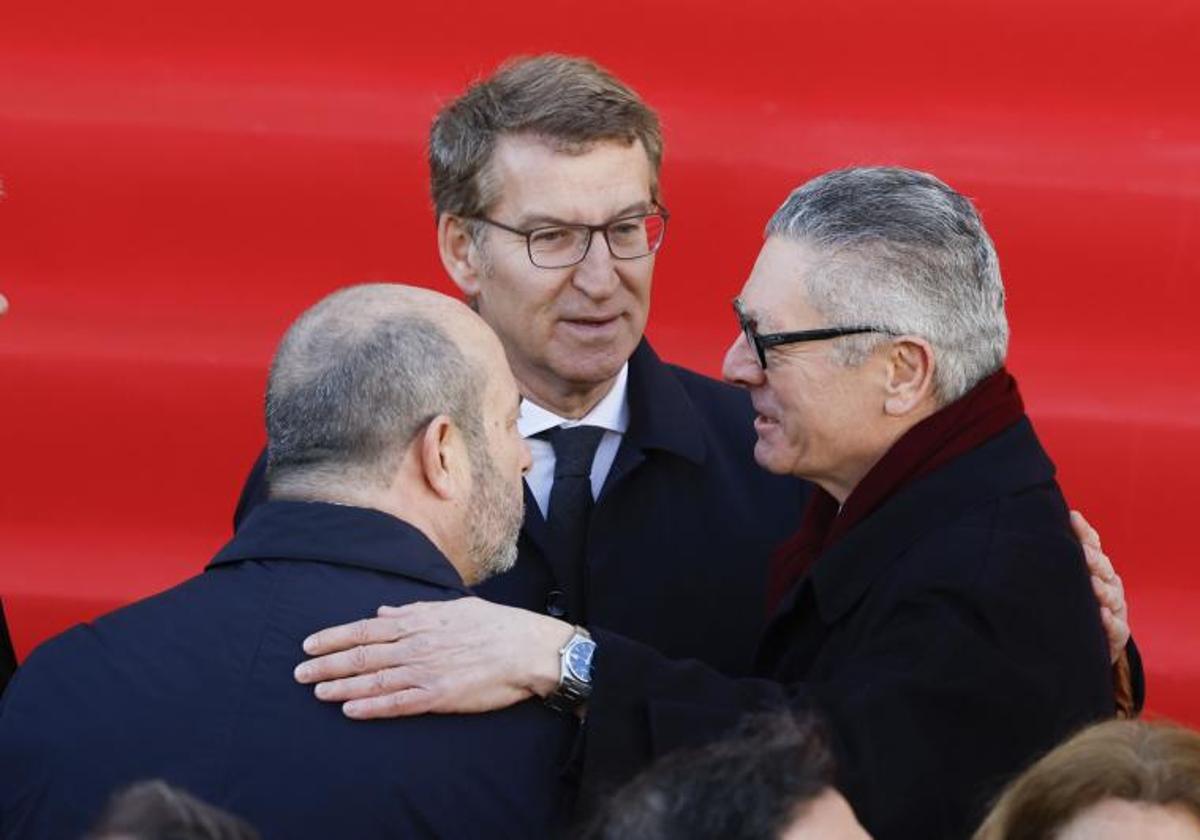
[429,54,663,227]
[766,166,1008,403]
[265,285,483,496]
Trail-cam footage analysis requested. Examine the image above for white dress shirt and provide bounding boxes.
[518,363,630,519]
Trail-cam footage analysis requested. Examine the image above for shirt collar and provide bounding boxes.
[517,362,630,438]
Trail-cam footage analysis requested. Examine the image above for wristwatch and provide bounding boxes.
[545,626,596,714]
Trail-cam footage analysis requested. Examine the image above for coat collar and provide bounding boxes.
[804,417,1055,625]
[208,500,470,594]
[621,339,708,466]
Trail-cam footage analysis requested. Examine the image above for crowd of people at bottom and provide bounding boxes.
[72,715,1200,840]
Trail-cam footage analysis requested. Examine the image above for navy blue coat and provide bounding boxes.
[0,502,574,840]
[235,342,809,678]
[0,601,14,696]
[581,418,1115,839]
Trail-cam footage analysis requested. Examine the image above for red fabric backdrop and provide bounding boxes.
[1,0,1197,722]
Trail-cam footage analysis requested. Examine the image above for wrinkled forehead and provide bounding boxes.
[482,133,656,221]
[738,236,824,329]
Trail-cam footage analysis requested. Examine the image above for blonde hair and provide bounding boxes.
[975,719,1200,840]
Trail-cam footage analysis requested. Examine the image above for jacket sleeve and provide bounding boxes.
[579,628,792,809]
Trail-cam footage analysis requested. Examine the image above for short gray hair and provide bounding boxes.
[265,285,483,494]
[766,166,1008,403]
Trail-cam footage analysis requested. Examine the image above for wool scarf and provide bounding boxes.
[766,367,1026,614]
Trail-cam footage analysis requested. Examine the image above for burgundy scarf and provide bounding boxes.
[765,367,1026,614]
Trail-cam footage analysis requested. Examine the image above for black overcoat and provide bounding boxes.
[582,418,1115,839]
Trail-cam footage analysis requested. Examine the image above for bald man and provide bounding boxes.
[0,284,574,839]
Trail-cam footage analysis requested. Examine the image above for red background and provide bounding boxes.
[2,1,1197,721]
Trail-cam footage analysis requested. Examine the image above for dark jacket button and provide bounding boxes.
[545,590,567,618]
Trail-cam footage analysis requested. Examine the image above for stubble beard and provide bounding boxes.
[465,444,524,582]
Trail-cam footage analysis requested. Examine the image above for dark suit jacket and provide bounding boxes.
[235,341,809,678]
[0,601,15,696]
[582,418,1115,839]
[0,502,574,840]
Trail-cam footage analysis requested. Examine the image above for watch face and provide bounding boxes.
[566,638,596,682]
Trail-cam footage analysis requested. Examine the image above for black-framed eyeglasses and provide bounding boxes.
[469,208,669,269]
[733,298,891,369]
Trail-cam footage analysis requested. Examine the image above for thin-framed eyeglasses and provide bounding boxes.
[733,298,892,369]
[469,208,669,269]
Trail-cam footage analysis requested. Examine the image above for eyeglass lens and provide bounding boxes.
[529,214,667,268]
[734,300,767,367]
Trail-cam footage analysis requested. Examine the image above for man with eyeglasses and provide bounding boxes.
[235,54,812,683]
[268,52,1131,688]
[263,56,1132,696]
[293,168,1120,839]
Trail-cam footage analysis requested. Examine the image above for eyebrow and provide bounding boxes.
[512,201,654,229]
[735,298,769,330]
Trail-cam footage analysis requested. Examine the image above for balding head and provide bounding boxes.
[266,283,493,498]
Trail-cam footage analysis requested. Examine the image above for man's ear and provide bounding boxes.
[417,414,471,501]
[882,337,937,416]
[438,214,484,300]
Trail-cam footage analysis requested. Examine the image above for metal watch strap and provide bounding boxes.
[544,626,594,714]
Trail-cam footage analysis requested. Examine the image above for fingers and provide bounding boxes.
[343,688,438,719]
[376,597,486,619]
[1100,607,1131,664]
[1089,546,1130,665]
[294,633,414,684]
[1070,510,1101,550]
[1091,572,1126,619]
[302,615,406,658]
[313,666,423,702]
[1082,541,1117,585]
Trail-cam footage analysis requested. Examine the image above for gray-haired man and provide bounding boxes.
[293,169,1122,838]
[241,56,1131,696]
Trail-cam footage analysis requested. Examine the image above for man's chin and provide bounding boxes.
[472,539,520,584]
[752,442,793,477]
[551,335,639,381]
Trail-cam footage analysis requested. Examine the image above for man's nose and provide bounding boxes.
[722,333,764,388]
[570,230,620,299]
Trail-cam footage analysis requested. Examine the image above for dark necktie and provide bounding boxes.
[543,425,606,625]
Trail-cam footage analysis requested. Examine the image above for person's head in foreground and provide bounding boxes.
[584,710,871,840]
[265,283,529,584]
[431,53,666,417]
[975,719,1200,840]
[723,165,1008,493]
[87,780,259,840]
